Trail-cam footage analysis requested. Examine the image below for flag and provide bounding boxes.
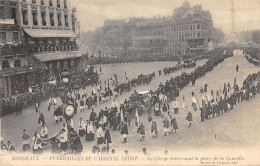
[135,109,139,127]
[120,109,124,122]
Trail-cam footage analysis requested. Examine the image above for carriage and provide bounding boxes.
[183,60,196,68]
[129,90,151,116]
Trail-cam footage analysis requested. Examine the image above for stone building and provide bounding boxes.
[18,0,80,74]
[0,0,34,98]
[0,0,80,98]
[164,1,214,55]
[132,18,166,56]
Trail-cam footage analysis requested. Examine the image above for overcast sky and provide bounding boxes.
[71,0,260,34]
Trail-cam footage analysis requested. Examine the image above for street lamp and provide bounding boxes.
[99,49,102,73]
[28,63,33,85]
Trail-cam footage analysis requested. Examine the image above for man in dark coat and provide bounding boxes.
[38,113,45,126]
[121,121,128,143]
[89,109,97,126]
[170,116,178,133]
[137,122,145,141]
[104,127,112,147]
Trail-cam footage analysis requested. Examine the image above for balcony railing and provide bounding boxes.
[30,42,78,54]
[0,43,78,57]
[0,44,29,56]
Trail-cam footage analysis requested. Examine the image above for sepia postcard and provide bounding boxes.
[0,0,260,165]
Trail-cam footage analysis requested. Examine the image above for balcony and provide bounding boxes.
[30,42,78,54]
[0,44,29,57]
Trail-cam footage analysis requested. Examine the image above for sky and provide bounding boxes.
[71,0,260,34]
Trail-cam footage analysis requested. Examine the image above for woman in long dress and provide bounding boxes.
[78,118,86,137]
[85,121,94,141]
[96,125,104,145]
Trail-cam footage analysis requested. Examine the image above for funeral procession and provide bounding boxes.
[0,0,260,163]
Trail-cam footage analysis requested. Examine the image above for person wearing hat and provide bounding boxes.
[186,111,193,127]
[32,131,42,154]
[121,121,128,143]
[60,129,68,152]
[86,121,94,141]
[104,127,112,147]
[163,118,170,136]
[151,121,158,138]
[78,117,86,137]
[22,129,30,152]
[96,125,104,145]
[40,124,48,138]
[38,113,45,126]
[170,116,179,134]
[172,98,179,114]
[137,122,145,141]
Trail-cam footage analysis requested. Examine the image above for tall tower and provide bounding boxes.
[231,0,235,34]
[230,0,237,42]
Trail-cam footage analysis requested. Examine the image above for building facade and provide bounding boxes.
[0,0,34,98]
[18,0,80,74]
[132,18,166,56]
[164,1,214,56]
[0,0,79,98]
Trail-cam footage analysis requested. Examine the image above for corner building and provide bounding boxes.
[164,1,214,55]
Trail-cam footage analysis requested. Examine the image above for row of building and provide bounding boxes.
[0,0,80,98]
[88,1,224,58]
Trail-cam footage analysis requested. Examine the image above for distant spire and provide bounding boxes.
[183,0,190,8]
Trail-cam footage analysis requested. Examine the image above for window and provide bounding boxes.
[13,32,18,43]
[197,24,200,29]
[190,25,192,30]
[64,0,67,9]
[41,0,44,5]
[49,0,53,6]
[41,11,46,26]
[32,10,38,25]
[14,60,21,67]
[22,0,27,2]
[57,13,62,26]
[50,12,54,26]
[22,10,28,25]
[2,60,10,69]
[57,0,60,8]
[64,14,68,27]
[197,33,200,38]
[0,32,6,44]
[10,7,17,24]
[32,0,36,4]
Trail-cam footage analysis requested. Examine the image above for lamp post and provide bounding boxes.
[99,49,102,73]
[28,63,33,85]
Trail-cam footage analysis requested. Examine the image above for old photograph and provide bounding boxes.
[0,0,260,165]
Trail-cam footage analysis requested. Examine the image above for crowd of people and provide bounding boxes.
[1,67,99,117]
[2,48,260,155]
[114,72,155,94]
[163,60,196,75]
[243,47,260,66]
[158,49,234,102]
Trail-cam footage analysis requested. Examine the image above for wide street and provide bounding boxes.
[1,50,260,154]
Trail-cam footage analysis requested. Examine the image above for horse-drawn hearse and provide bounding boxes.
[128,90,152,116]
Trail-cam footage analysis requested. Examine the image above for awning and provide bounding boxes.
[23,28,77,38]
[33,51,81,62]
